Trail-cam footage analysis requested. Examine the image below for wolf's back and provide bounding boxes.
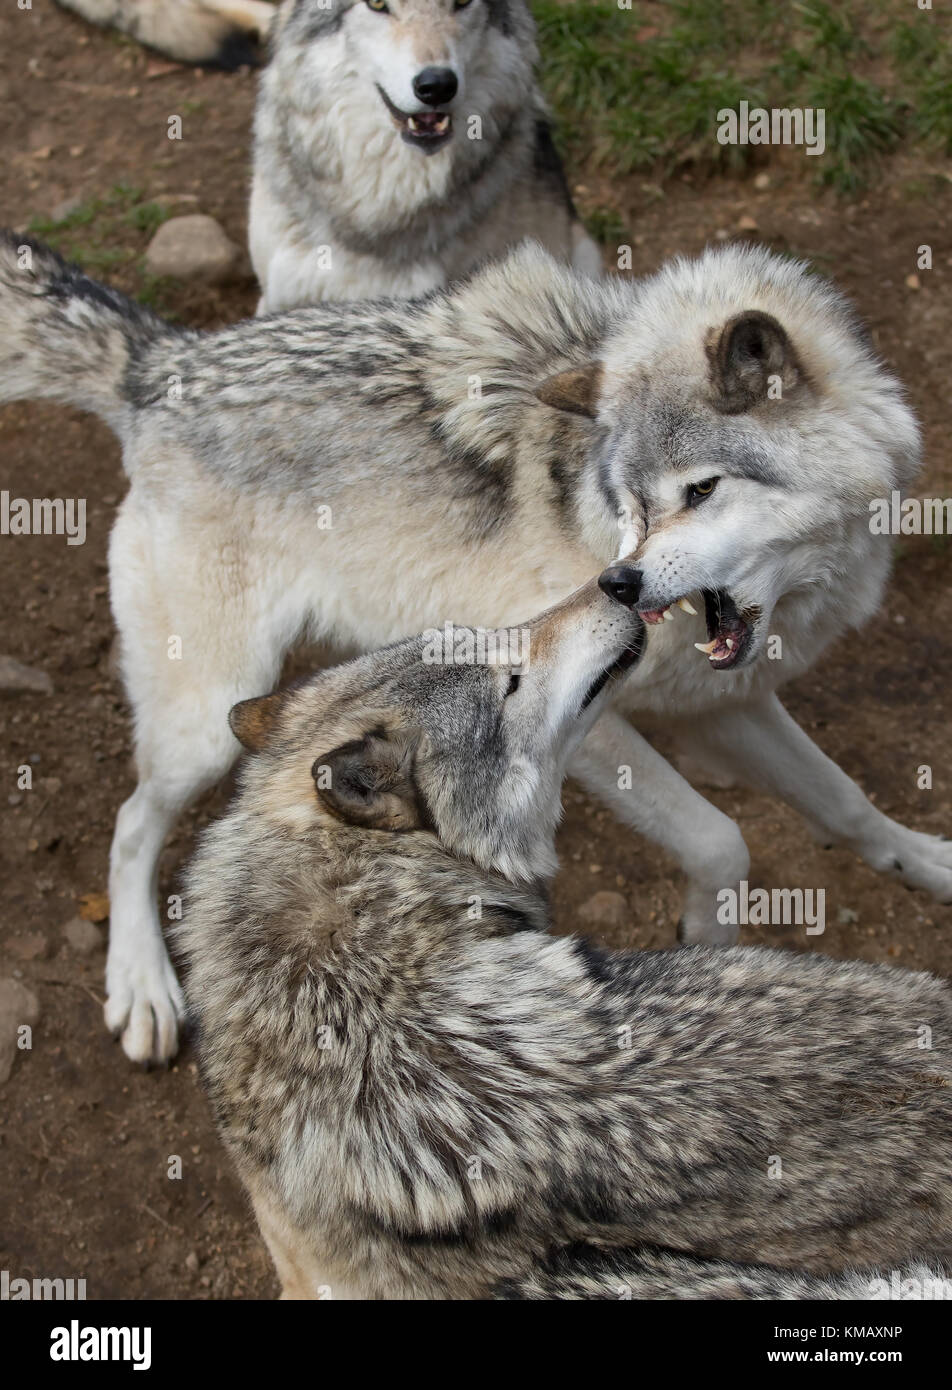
[499,1248,945,1301]
[0,231,174,430]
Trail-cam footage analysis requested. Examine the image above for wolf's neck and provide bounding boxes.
[256,821,553,955]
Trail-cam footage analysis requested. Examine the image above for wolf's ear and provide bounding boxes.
[708,311,804,413]
[313,730,429,833]
[535,362,603,418]
[229,691,289,752]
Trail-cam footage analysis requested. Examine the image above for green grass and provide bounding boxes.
[27,182,174,310]
[534,0,949,210]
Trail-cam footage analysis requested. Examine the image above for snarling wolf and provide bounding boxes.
[0,230,945,1065]
[180,579,952,1300]
[54,0,275,69]
[251,0,601,306]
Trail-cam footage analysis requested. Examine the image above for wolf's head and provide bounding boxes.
[276,0,535,157]
[228,579,642,884]
[225,575,639,878]
[537,244,921,674]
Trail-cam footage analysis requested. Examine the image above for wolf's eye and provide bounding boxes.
[687,477,719,506]
[505,671,521,699]
[366,0,389,11]
[455,0,475,7]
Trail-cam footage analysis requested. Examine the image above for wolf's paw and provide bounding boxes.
[104,946,185,1064]
[869,829,952,906]
[678,887,740,947]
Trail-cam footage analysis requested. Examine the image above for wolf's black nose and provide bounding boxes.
[599,564,643,608]
[413,67,458,106]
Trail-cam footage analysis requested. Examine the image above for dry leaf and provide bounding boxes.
[78,891,110,923]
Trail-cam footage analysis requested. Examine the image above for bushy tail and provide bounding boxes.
[498,1246,948,1301]
[0,231,168,427]
[54,0,275,70]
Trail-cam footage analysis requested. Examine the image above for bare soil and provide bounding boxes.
[1,2,950,1300]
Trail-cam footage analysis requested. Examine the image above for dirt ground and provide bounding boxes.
[1,4,951,1301]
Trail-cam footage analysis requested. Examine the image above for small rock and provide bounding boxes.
[0,978,40,1084]
[50,195,83,224]
[77,891,110,923]
[737,214,759,231]
[837,907,859,925]
[905,273,920,291]
[579,891,629,930]
[0,656,53,695]
[7,794,22,808]
[145,214,238,284]
[753,172,771,191]
[7,933,49,962]
[64,917,105,955]
[39,777,62,796]
[185,1251,200,1273]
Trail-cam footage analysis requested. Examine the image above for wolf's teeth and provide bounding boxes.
[677,597,698,616]
[725,637,735,650]
[408,117,420,132]
[694,640,718,654]
[662,608,675,621]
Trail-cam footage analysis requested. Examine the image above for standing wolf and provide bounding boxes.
[0,231,946,1066]
[182,579,952,1300]
[54,0,601,306]
[251,0,602,306]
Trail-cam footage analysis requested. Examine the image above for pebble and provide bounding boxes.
[579,891,629,929]
[7,933,49,962]
[0,656,53,695]
[49,194,83,224]
[145,214,238,284]
[0,978,40,1084]
[63,917,105,956]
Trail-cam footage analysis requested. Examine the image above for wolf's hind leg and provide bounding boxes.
[571,711,750,945]
[695,694,952,907]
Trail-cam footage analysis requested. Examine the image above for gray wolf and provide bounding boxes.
[180,578,952,1300]
[0,231,946,1066]
[54,0,602,306]
[54,0,276,69]
[250,0,602,307]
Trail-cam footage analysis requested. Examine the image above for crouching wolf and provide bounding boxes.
[0,231,946,1066]
[181,578,952,1300]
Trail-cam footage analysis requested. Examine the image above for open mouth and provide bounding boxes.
[580,630,646,712]
[375,85,453,153]
[638,589,754,671]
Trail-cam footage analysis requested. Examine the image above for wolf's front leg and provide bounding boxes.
[571,712,750,945]
[687,693,952,906]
